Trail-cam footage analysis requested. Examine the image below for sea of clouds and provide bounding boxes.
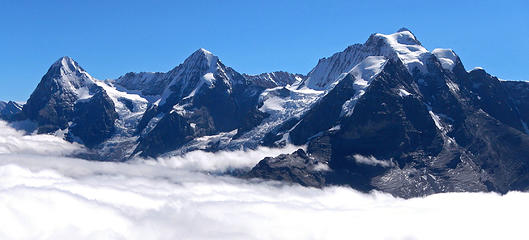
[0,120,527,240]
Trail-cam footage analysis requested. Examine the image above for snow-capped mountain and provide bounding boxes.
[21,56,100,132]
[19,56,150,154]
[133,49,271,157]
[8,28,529,197]
[249,29,529,198]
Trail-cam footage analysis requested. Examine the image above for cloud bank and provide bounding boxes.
[0,121,527,240]
[136,144,302,172]
[0,121,82,155]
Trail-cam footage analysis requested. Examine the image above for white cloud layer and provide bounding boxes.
[136,144,302,172]
[0,121,82,155]
[353,154,395,167]
[0,121,527,240]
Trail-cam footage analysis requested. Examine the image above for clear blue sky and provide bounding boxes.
[1,0,528,101]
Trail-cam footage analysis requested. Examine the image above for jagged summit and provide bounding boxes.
[178,48,219,70]
[52,56,77,67]
[21,56,104,132]
[44,56,95,88]
[243,71,305,88]
[48,56,91,78]
[196,48,213,55]
[301,28,444,90]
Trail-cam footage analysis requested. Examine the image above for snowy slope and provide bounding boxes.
[432,48,459,71]
[340,56,388,116]
[370,28,430,74]
[49,56,98,100]
[301,28,435,91]
[164,85,323,155]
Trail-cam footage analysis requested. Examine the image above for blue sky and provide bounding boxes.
[1,0,528,101]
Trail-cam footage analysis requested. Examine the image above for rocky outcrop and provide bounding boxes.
[0,101,23,121]
[246,149,327,187]
[243,71,305,88]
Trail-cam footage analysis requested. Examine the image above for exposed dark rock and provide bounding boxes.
[243,71,305,88]
[502,80,529,133]
[289,74,362,145]
[246,149,327,187]
[133,111,195,157]
[115,72,168,96]
[69,90,118,148]
[0,101,23,121]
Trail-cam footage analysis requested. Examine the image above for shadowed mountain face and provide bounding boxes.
[21,57,100,133]
[10,29,529,197]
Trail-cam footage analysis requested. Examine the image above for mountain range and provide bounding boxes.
[3,28,529,198]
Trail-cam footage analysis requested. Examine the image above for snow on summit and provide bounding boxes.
[432,48,459,71]
[45,56,98,100]
[301,28,433,91]
[299,27,475,94]
[370,29,430,74]
[158,48,224,105]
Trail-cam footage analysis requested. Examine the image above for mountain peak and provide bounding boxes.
[196,48,213,55]
[190,48,215,60]
[372,29,421,46]
[302,29,429,90]
[367,29,429,74]
[182,48,219,70]
[51,56,84,72]
[41,56,96,93]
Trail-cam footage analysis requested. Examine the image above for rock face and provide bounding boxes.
[69,90,119,148]
[243,71,305,88]
[115,72,168,96]
[12,28,529,197]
